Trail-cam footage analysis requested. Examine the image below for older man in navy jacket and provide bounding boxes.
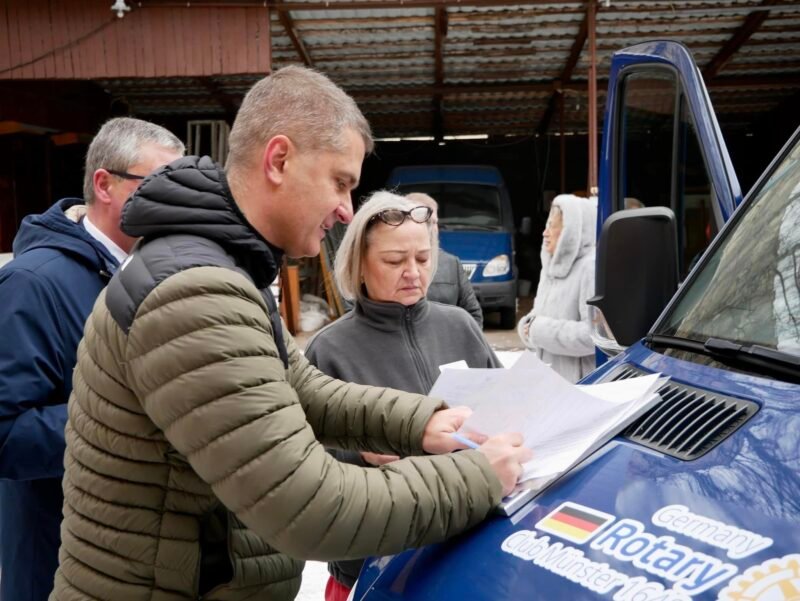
[0,118,183,600]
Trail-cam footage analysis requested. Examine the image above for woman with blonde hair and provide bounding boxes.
[517,194,597,382]
[305,190,501,600]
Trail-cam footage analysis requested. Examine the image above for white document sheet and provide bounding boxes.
[429,368,502,409]
[437,354,665,483]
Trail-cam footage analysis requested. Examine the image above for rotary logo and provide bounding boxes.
[718,554,800,601]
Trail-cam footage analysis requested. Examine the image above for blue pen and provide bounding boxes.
[451,432,481,450]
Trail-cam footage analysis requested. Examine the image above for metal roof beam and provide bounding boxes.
[703,0,777,79]
[147,0,586,10]
[351,81,560,97]
[434,8,447,87]
[143,0,800,14]
[537,3,589,134]
[112,74,799,111]
[275,0,313,67]
[433,6,448,141]
[348,74,800,98]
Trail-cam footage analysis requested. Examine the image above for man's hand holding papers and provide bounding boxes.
[476,433,534,496]
[423,406,533,496]
[422,406,485,453]
[431,352,667,496]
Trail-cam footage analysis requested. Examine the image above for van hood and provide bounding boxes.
[355,345,800,601]
[439,230,511,265]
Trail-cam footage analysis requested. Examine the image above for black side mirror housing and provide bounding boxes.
[588,207,679,347]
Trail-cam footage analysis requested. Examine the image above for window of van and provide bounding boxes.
[396,183,502,230]
[617,69,718,277]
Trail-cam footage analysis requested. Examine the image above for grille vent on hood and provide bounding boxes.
[604,365,759,460]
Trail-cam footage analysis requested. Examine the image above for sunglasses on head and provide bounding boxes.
[370,206,433,227]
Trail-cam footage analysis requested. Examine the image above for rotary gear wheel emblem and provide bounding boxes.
[718,554,800,601]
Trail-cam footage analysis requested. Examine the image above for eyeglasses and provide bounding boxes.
[370,206,433,227]
[105,169,145,180]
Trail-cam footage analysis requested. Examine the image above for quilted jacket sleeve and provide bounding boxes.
[124,266,503,561]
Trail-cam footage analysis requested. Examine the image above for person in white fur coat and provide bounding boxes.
[517,194,597,382]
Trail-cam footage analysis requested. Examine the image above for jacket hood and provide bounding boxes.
[121,155,283,287]
[542,194,597,279]
[12,197,117,272]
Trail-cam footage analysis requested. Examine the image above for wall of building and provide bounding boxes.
[1,1,270,79]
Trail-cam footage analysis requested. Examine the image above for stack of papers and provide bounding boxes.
[432,352,667,485]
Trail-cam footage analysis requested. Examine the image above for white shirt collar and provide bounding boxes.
[83,215,128,264]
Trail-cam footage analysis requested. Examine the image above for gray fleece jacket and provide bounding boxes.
[518,195,597,383]
[306,296,499,393]
[305,295,500,587]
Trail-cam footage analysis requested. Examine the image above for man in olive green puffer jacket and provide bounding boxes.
[50,66,531,601]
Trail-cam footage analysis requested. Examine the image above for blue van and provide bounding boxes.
[386,165,518,328]
[354,41,800,601]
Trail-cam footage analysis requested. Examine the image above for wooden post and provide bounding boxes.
[319,251,344,318]
[280,263,301,335]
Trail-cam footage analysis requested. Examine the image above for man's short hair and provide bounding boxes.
[334,190,438,302]
[226,66,373,170]
[83,117,185,204]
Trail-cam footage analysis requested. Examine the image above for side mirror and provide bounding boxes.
[520,216,533,236]
[587,207,678,350]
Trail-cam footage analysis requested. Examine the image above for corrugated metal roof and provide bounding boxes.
[99,0,800,136]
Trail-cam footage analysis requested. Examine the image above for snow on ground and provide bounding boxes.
[297,561,329,601]
[495,350,522,368]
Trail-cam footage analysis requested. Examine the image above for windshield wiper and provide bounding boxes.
[647,334,800,383]
[703,338,800,380]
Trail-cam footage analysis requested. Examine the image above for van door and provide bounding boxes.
[599,41,742,279]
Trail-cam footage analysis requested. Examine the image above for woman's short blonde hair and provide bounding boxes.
[335,190,439,302]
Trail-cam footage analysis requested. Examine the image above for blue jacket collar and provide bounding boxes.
[13,198,119,275]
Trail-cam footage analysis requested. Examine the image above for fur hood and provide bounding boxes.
[541,194,598,279]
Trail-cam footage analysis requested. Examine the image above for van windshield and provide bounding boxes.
[396,183,502,229]
[656,135,800,357]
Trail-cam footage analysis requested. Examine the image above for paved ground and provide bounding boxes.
[293,297,531,599]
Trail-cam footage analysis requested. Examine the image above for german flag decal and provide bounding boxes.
[535,502,616,545]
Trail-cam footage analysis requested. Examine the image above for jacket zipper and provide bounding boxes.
[403,308,434,392]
